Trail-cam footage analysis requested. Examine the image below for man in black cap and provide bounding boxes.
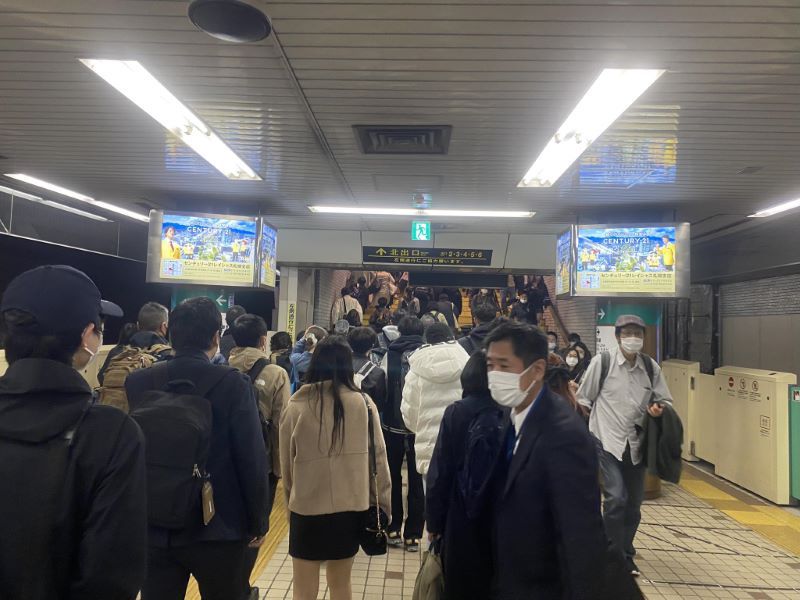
[577,314,672,577]
[0,265,147,599]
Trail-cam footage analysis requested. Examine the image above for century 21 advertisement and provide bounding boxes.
[556,229,572,296]
[259,223,278,289]
[159,213,257,285]
[576,226,677,294]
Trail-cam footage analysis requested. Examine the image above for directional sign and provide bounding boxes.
[172,286,234,312]
[411,221,431,241]
[362,246,493,266]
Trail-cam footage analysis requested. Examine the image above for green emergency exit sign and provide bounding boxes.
[411,221,431,241]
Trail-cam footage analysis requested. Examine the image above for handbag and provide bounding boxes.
[412,538,445,600]
[359,393,389,556]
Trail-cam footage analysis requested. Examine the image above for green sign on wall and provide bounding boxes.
[596,300,662,326]
[411,221,431,241]
[171,286,234,313]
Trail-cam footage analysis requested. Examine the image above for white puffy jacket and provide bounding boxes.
[401,341,470,476]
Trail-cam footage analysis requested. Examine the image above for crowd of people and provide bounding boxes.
[0,265,680,600]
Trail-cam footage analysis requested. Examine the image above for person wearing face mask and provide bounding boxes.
[0,265,147,600]
[577,315,673,579]
[565,347,586,383]
[470,287,500,316]
[547,331,559,354]
[485,321,634,599]
[509,291,536,325]
[229,314,289,600]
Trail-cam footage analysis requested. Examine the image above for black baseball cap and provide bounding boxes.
[1,265,123,334]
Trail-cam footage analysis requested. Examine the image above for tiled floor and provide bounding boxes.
[248,469,800,600]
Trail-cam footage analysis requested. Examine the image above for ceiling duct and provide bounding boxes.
[353,125,452,155]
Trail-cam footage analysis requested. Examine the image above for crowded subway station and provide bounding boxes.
[2,1,800,599]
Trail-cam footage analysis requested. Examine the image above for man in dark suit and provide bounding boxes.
[485,321,638,599]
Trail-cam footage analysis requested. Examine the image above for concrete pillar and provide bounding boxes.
[277,266,300,341]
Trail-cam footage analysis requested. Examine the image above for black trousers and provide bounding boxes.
[241,474,279,590]
[385,430,425,539]
[143,541,249,600]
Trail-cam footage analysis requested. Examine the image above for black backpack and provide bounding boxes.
[458,405,506,519]
[246,358,274,473]
[129,363,231,530]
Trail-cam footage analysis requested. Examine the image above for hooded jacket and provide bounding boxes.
[229,346,290,477]
[0,358,147,600]
[457,322,493,355]
[380,334,424,432]
[401,342,470,476]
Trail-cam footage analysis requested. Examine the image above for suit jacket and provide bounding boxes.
[643,403,684,484]
[492,387,639,600]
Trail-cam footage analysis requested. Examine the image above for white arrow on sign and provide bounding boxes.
[598,308,606,320]
[216,294,227,306]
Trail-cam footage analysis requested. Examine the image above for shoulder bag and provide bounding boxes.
[359,393,389,555]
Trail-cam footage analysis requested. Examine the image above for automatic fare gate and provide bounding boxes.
[715,366,796,505]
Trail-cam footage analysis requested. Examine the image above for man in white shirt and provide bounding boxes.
[330,286,363,328]
[577,314,672,578]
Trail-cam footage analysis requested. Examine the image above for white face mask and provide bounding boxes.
[488,365,537,409]
[480,289,488,295]
[621,337,644,354]
[566,356,579,368]
[548,342,557,352]
[520,298,528,304]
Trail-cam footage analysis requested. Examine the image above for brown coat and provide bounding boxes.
[280,381,392,518]
[229,346,289,477]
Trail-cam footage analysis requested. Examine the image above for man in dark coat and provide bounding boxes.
[126,297,269,600]
[379,316,426,546]
[458,304,499,355]
[485,321,640,599]
[0,265,146,600]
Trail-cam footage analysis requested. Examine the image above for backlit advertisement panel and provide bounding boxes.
[556,228,573,297]
[147,211,257,287]
[576,226,678,295]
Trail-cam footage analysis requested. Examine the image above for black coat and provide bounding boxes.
[492,387,639,600]
[457,322,493,355]
[126,350,270,547]
[643,403,683,484]
[426,392,503,600]
[384,335,423,431]
[0,359,147,600]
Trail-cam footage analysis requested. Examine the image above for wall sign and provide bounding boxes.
[286,302,297,341]
[362,246,493,266]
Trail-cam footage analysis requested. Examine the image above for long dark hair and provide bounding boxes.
[304,335,359,454]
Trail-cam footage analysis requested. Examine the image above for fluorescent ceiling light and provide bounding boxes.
[518,68,665,188]
[749,198,800,218]
[0,184,111,222]
[80,59,260,181]
[308,206,534,218]
[5,174,149,222]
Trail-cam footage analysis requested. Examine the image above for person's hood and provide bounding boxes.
[0,359,92,443]
[388,335,423,354]
[130,330,168,348]
[468,322,493,343]
[408,342,469,383]
[229,346,269,372]
[382,325,400,342]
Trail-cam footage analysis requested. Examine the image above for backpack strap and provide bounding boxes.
[247,358,270,384]
[641,353,655,386]
[598,351,611,394]
[358,361,377,379]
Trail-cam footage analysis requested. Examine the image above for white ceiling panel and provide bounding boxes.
[0,0,798,237]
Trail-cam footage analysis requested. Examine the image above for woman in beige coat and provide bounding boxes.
[280,336,391,600]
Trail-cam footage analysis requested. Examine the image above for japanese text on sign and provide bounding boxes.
[362,246,493,266]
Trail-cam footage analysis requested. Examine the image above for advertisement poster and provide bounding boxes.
[556,229,572,296]
[259,223,278,288]
[577,226,677,294]
[160,213,257,285]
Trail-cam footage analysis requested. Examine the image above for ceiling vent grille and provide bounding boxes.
[353,125,452,155]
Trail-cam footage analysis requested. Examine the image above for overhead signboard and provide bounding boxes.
[363,246,493,266]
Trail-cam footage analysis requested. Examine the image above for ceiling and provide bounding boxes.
[0,0,799,239]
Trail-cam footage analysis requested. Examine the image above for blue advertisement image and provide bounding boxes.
[556,229,572,296]
[160,213,257,284]
[260,222,278,288]
[577,226,676,294]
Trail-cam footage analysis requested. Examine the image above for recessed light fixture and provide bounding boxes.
[518,68,665,188]
[79,59,260,181]
[308,206,534,218]
[4,174,149,222]
[749,198,800,218]
[0,184,111,222]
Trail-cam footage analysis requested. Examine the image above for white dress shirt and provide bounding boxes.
[577,346,672,464]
